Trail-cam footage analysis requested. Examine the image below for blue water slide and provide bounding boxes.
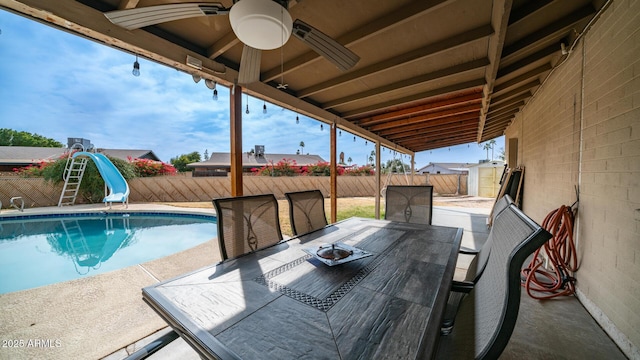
[72,152,130,205]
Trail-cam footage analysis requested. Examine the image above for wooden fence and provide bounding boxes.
[0,174,467,208]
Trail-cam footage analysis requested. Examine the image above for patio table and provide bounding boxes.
[142,217,463,359]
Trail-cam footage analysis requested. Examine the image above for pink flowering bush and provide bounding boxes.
[251,159,301,176]
[129,157,177,177]
[13,160,50,177]
[343,164,375,176]
[251,159,366,176]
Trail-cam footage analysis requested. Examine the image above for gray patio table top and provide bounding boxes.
[142,217,463,359]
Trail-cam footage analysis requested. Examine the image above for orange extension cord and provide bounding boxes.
[521,204,579,299]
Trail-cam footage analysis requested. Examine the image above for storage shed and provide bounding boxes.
[467,161,505,198]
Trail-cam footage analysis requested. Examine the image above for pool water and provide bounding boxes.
[0,212,217,294]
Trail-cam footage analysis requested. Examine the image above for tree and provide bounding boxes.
[498,147,506,161]
[203,149,209,160]
[488,139,496,160]
[0,128,64,147]
[382,159,410,174]
[482,142,492,160]
[299,141,305,154]
[347,157,352,165]
[170,151,202,172]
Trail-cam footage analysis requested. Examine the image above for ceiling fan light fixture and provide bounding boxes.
[229,0,292,50]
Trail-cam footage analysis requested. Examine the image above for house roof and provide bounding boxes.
[0,146,65,165]
[416,162,475,173]
[97,149,161,162]
[1,1,607,154]
[0,146,161,165]
[188,152,326,168]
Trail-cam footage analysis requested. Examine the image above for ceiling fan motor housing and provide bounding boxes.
[229,0,293,50]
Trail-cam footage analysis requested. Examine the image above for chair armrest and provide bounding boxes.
[451,280,475,293]
[459,246,479,254]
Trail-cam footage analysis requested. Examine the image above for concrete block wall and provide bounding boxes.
[505,1,640,357]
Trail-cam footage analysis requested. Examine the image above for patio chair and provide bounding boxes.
[285,190,328,236]
[435,204,552,359]
[455,195,515,281]
[384,185,433,224]
[212,194,283,261]
[442,195,515,333]
[487,194,514,228]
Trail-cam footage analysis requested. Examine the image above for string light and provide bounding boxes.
[132,54,140,76]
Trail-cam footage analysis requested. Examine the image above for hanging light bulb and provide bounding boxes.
[320,124,324,131]
[245,94,250,114]
[353,136,356,142]
[365,141,368,146]
[296,115,299,124]
[263,101,267,114]
[132,54,140,76]
[213,88,218,101]
[339,130,342,137]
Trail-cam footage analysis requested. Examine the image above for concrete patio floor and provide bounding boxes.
[0,202,627,359]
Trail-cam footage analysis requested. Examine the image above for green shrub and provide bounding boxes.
[43,155,136,203]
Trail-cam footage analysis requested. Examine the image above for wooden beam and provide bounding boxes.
[401,128,479,147]
[368,104,480,132]
[207,31,241,60]
[261,0,451,82]
[118,0,140,10]
[490,89,533,107]
[296,25,494,98]
[342,79,485,119]
[355,91,482,126]
[230,85,243,196]
[323,58,489,110]
[407,136,478,151]
[378,113,478,137]
[493,63,552,93]
[497,43,560,78]
[477,0,512,142]
[501,5,595,63]
[387,122,479,141]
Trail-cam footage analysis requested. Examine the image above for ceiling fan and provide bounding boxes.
[104,0,360,85]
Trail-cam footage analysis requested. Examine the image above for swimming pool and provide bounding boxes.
[0,212,217,294]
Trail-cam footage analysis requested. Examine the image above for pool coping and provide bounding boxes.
[0,203,216,218]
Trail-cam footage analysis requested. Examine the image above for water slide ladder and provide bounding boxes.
[58,154,89,207]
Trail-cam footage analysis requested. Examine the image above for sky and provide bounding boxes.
[0,10,504,168]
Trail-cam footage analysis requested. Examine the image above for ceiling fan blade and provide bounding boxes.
[238,45,262,85]
[292,19,360,71]
[104,3,230,30]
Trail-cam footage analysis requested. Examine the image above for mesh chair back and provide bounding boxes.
[212,194,283,260]
[488,194,515,227]
[436,205,551,359]
[285,190,328,236]
[384,185,433,224]
[464,195,515,283]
